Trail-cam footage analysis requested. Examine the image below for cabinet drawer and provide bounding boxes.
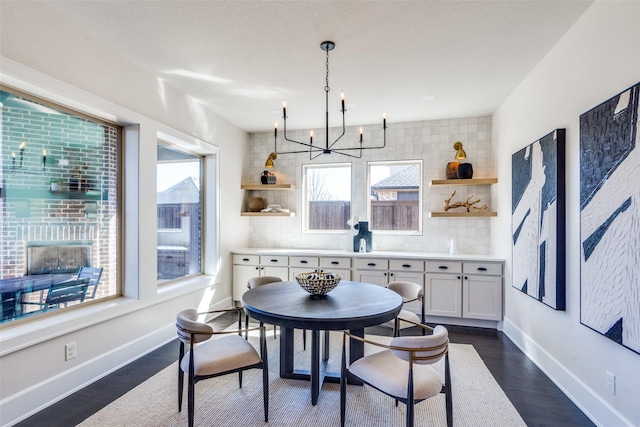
[354,258,388,270]
[290,256,319,268]
[389,259,424,272]
[425,260,462,274]
[463,262,502,276]
[233,254,259,265]
[320,257,351,269]
[260,255,288,266]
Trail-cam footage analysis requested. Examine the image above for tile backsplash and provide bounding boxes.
[244,116,495,255]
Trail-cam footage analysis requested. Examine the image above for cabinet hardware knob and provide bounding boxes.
[368,263,376,267]
[390,273,394,277]
[438,266,448,270]
[477,267,487,271]
[402,264,411,268]
[256,267,260,270]
[300,260,308,264]
[457,276,461,279]
[331,261,339,265]
[464,276,468,280]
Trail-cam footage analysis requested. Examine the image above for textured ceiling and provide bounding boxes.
[35,1,593,133]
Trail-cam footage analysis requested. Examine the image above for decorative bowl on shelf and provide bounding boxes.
[295,272,341,296]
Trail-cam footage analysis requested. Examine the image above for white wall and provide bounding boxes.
[246,117,496,255]
[0,3,250,426]
[493,2,640,426]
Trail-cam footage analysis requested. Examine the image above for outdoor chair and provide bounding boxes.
[76,266,103,299]
[340,321,452,427]
[176,308,268,427]
[23,278,89,313]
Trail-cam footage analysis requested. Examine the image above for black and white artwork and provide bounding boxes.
[512,129,566,310]
[580,82,640,355]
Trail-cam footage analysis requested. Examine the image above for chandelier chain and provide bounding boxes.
[325,47,330,93]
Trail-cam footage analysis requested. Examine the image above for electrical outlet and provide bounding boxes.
[606,370,616,395]
[65,342,77,361]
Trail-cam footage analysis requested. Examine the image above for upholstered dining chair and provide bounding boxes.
[340,321,452,427]
[383,281,425,336]
[176,308,268,427]
[246,276,283,338]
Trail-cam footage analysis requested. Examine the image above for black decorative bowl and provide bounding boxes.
[295,272,341,296]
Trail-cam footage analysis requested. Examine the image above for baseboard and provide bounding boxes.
[0,296,233,427]
[502,318,633,427]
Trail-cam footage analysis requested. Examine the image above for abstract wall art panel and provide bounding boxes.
[512,129,566,310]
[580,82,640,355]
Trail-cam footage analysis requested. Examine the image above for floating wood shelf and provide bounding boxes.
[241,184,294,190]
[241,211,296,217]
[430,178,498,186]
[430,211,497,218]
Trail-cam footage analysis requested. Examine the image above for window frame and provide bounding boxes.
[367,159,423,236]
[302,162,352,234]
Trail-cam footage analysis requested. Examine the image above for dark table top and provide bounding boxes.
[242,280,403,331]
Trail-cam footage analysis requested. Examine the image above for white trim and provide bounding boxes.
[503,317,633,427]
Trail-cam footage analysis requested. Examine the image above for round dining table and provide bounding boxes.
[242,280,402,405]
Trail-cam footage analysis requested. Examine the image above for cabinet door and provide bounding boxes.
[424,273,462,317]
[233,264,261,301]
[462,274,502,320]
[261,266,289,281]
[388,270,424,314]
[354,269,388,287]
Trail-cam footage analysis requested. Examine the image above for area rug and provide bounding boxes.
[78,329,525,426]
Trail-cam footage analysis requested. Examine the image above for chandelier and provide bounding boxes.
[273,41,387,160]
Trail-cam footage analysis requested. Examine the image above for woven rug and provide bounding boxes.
[78,329,525,426]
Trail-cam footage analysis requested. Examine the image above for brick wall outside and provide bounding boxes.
[1,95,119,300]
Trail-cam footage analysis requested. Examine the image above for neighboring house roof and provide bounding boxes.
[371,165,420,190]
[157,177,200,204]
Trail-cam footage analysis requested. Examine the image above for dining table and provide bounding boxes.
[0,273,75,320]
[242,280,403,405]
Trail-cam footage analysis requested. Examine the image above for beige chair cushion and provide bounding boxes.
[180,334,261,376]
[390,325,449,365]
[349,350,442,400]
[176,309,214,345]
[247,276,282,289]
[387,281,423,301]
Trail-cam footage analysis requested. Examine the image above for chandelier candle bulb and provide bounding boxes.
[43,150,46,166]
[282,100,286,118]
[310,131,313,144]
[360,127,363,142]
[341,92,345,111]
[383,113,386,129]
[274,122,277,138]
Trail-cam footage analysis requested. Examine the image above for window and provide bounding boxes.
[303,163,351,232]
[368,160,422,233]
[0,86,120,323]
[156,143,203,282]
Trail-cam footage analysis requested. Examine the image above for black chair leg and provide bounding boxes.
[445,354,453,427]
[178,343,185,412]
[303,329,307,350]
[340,341,347,427]
[238,370,243,388]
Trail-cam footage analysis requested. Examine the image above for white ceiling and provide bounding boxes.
[38,1,593,133]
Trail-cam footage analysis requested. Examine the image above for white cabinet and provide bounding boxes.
[462,262,503,320]
[288,256,319,280]
[354,258,389,286]
[424,260,503,320]
[319,257,351,280]
[425,261,463,317]
[232,254,288,301]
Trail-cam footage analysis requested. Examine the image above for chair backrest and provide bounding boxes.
[390,325,449,365]
[176,308,214,345]
[247,276,283,290]
[46,278,89,307]
[387,281,424,302]
[77,266,103,299]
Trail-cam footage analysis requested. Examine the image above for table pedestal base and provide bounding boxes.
[279,327,364,405]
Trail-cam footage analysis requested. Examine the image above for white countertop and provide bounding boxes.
[232,248,505,262]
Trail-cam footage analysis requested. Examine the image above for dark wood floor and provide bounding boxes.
[17,313,595,427]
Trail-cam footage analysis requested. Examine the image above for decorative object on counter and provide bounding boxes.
[353,221,373,253]
[443,190,487,212]
[248,197,266,212]
[449,239,458,255]
[273,41,387,160]
[265,152,277,168]
[295,271,341,296]
[260,170,277,184]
